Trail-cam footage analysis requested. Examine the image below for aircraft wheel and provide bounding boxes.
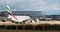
[20,22,23,24]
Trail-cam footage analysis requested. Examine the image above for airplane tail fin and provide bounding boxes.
[6,5,18,20]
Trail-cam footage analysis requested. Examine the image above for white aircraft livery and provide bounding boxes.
[6,5,31,23]
[8,15,31,22]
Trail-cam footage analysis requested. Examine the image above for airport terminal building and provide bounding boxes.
[0,11,60,20]
[0,11,43,19]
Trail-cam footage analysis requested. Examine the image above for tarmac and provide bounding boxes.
[0,20,60,25]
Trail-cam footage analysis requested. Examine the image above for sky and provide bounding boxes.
[0,0,60,15]
[0,0,60,11]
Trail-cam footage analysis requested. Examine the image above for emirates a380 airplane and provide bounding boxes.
[6,5,31,24]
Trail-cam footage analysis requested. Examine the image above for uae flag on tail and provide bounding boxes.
[6,5,18,20]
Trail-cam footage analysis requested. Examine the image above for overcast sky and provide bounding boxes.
[0,0,60,15]
[0,0,60,12]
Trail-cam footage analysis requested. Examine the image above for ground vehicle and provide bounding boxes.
[0,16,8,22]
[0,12,8,22]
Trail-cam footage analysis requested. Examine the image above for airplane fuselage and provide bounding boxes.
[8,15,31,22]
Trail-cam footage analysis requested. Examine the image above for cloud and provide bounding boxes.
[0,0,60,11]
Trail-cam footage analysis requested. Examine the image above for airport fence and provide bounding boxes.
[0,24,60,31]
